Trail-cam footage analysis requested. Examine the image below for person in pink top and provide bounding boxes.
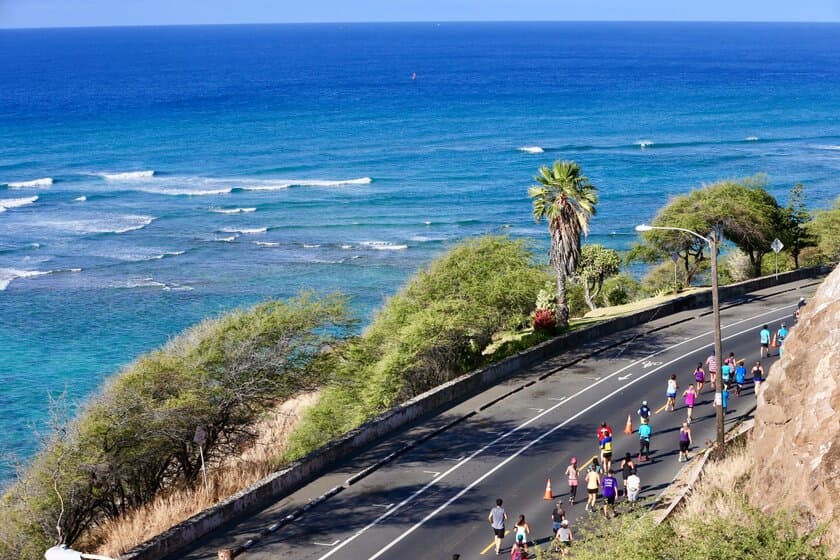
[706,352,718,389]
[682,384,697,424]
[565,457,579,504]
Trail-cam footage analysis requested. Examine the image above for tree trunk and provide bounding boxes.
[584,279,597,311]
[555,269,569,328]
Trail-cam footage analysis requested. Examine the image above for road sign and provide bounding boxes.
[771,238,784,253]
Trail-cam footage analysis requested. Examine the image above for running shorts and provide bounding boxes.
[494,527,505,539]
[679,440,689,452]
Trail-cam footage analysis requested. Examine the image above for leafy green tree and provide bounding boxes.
[576,244,620,311]
[640,177,784,283]
[808,196,840,263]
[779,183,816,268]
[528,161,599,327]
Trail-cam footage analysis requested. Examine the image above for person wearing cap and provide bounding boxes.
[637,400,651,424]
[565,457,579,504]
[759,324,771,358]
[553,519,573,556]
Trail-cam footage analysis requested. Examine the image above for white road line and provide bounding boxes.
[618,374,632,380]
[315,304,792,560]
[423,470,441,477]
[312,540,340,547]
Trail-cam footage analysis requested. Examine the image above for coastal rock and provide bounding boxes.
[751,263,840,553]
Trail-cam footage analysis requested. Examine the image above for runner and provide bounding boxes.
[626,469,641,502]
[725,352,737,369]
[734,359,747,397]
[693,362,706,393]
[596,421,612,443]
[637,400,651,425]
[682,383,697,423]
[599,430,613,473]
[601,470,619,518]
[665,374,678,412]
[777,323,789,356]
[509,539,524,560]
[554,519,573,557]
[591,457,602,474]
[638,421,652,462]
[721,357,732,386]
[551,501,566,534]
[678,422,692,462]
[513,514,531,554]
[565,457,579,504]
[488,498,507,555]
[760,324,771,357]
[584,464,600,512]
[751,361,765,392]
[706,350,718,389]
[620,452,635,496]
[721,384,730,413]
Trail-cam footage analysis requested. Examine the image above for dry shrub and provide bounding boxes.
[90,392,318,557]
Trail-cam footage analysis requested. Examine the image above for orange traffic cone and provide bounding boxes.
[543,479,553,500]
[770,333,778,348]
[624,414,633,435]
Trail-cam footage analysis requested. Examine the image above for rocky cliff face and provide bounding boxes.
[751,264,840,552]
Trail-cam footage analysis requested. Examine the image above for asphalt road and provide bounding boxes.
[173,279,817,560]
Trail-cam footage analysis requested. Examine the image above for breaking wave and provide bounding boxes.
[220,227,267,234]
[0,267,80,291]
[98,170,155,181]
[0,196,38,212]
[517,146,544,154]
[360,241,408,251]
[210,207,256,214]
[4,177,53,188]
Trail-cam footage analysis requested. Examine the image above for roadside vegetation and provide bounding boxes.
[3,161,839,559]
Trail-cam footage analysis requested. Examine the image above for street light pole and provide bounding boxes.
[636,223,726,456]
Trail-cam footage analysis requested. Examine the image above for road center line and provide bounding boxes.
[315,304,792,560]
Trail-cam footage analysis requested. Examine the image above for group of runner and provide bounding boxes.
[486,314,798,558]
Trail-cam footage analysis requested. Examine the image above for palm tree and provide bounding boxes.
[529,161,598,328]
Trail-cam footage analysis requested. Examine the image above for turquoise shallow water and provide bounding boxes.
[0,22,838,483]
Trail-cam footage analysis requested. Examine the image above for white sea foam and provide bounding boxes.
[423,221,432,225]
[138,187,232,196]
[5,177,53,188]
[518,146,544,154]
[0,268,50,290]
[361,241,408,251]
[635,140,654,149]
[74,196,87,202]
[745,136,759,141]
[340,244,353,249]
[816,145,840,151]
[99,170,155,181]
[303,243,321,248]
[410,235,445,242]
[210,207,257,214]
[238,177,373,191]
[0,196,38,212]
[36,215,155,235]
[221,227,267,234]
[214,235,238,242]
[148,250,186,260]
[255,241,281,247]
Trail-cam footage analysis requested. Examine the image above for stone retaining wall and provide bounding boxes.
[121,265,827,560]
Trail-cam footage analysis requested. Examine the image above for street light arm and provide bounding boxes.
[635,224,710,247]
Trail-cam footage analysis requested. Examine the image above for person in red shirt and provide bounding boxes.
[596,421,612,442]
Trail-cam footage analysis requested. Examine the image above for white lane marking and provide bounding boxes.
[423,470,441,477]
[528,408,545,413]
[316,304,792,560]
[371,503,394,509]
[618,374,632,381]
[548,397,567,401]
[642,360,663,368]
[313,540,340,547]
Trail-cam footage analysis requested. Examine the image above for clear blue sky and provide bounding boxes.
[2,0,839,29]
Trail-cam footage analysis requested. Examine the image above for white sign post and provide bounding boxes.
[770,238,784,279]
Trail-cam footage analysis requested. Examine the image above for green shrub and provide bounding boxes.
[0,293,352,557]
[598,274,642,307]
[285,236,549,460]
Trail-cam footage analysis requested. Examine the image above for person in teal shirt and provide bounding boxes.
[638,422,651,462]
[777,323,789,357]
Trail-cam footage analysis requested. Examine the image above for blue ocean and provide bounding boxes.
[1,22,838,483]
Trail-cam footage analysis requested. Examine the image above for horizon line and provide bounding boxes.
[2,19,839,31]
